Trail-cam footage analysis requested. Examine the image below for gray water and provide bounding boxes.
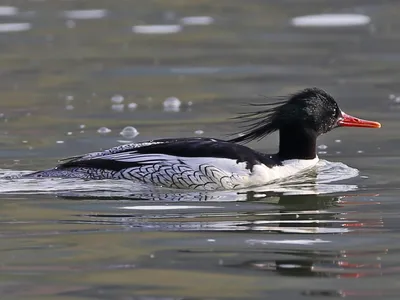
[1,0,400,299]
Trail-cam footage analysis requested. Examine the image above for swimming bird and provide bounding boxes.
[25,87,381,190]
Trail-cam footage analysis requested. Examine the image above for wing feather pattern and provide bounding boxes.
[28,138,280,190]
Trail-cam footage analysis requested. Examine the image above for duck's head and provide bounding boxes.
[229,87,381,159]
[279,87,381,133]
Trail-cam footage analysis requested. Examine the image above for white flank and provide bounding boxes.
[249,157,319,187]
[111,155,318,189]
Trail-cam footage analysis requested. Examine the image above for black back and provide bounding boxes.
[59,138,282,172]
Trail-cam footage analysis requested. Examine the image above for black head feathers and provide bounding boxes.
[228,87,341,144]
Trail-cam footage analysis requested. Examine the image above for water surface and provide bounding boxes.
[1,0,400,299]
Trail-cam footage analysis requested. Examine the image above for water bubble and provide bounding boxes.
[98,127,111,134]
[0,23,31,32]
[395,97,400,104]
[22,140,28,144]
[45,34,54,43]
[120,126,139,139]
[291,14,370,28]
[163,97,181,112]
[111,104,124,112]
[132,24,182,34]
[318,144,328,150]
[180,16,214,26]
[318,151,327,154]
[67,132,73,136]
[334,139,341,143]
[369,24,376,34]
[65,20,76,28]
[66,95,74,101]
[65,105,74,110]
[194,130,204,135]
[127,102,138,110]
[188,101,193,106]
[357,150,364,154]
[63,9,108,20]
[0,6,18,16]
[389,94,396,100]
[207,239,216,242]
[111,94,124,103]
[164,11,176,21]
[79,124,86,129]
[56,140,64,144]
[360,175,369,179]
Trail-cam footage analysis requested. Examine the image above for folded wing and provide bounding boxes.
[34,138,278,190]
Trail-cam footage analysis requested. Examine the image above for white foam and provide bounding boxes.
[132,25,182,34]
[63,9,108,20]
[250,157,319,187]
[315,160,359,183]
[180,16,214,25]
[0,6,18,16]
[251,227,350,234]
[246,238,331,245]
[0,23,31,32]
[291,14,370,27]
[120,205,220,210]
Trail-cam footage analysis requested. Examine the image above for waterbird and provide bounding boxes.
[25,87,381,190]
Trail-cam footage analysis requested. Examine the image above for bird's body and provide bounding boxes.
[27,138,319,190]
[25,88,381,190]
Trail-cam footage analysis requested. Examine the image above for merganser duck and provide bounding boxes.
[25,87,381,190]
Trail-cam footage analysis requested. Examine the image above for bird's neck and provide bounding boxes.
[278,127,317,160]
